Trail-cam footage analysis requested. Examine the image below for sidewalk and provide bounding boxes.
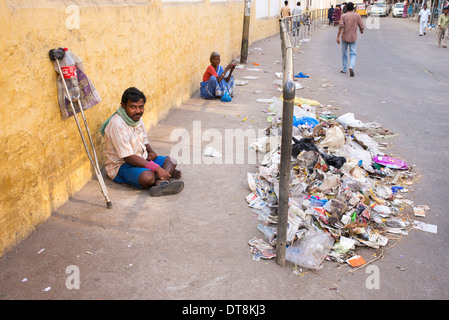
[1,34,335,300]
[2,17,446,300]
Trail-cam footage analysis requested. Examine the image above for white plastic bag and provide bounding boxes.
[337,138,372,171]
[337,113,364,129]
[285,228,334,270]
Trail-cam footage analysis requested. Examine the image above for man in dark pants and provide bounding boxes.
[328,5,335,25]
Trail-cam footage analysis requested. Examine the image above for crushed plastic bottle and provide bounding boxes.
[57,48,80,102]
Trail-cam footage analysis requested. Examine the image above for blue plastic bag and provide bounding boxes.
[221,90,232,102]
[294,72,310,78]
[293,116,319,128]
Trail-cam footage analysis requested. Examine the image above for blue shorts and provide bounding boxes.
[113,156,167,188]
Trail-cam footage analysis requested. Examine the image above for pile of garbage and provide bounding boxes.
[246,96,433,270]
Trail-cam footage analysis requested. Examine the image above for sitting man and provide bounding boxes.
[200,51,236,99]
[101,87,183,197]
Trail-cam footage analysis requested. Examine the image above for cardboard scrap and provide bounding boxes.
[413,207,426,217]
[346,255,366,267]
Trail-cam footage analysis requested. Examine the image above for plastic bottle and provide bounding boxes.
[58,48,80,102]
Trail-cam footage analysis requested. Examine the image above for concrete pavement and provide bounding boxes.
[1,15,448,301]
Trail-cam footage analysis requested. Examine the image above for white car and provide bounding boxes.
[392,3,404,17]
[370,2,388,16]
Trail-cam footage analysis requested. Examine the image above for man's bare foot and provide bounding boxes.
[172,169,182,179]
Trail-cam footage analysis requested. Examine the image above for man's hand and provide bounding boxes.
[147,152,157,161]
[336,37,341,45]
[155,166,171,181]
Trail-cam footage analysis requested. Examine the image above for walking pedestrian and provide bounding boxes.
[280,0,291,18]
[418,3,430,36]
[403,0,408,18]
[332,5,342,25]
[328,5,335,25]
[437,6,449,48]
[336,2,365,77]
[292,2,303,36]
[280,1,292,31]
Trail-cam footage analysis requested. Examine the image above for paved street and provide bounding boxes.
[295,15,449,298]
[0,15,448,302]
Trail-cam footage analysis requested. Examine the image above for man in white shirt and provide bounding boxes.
[418,3,431,36]
[101,87,183,197]
[292,2,303,36]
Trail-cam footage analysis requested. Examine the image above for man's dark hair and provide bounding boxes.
[284,1,288,5]
[121,87,146,105]
[346,2,354,11]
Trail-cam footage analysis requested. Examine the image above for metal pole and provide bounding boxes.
[275,81,295,267]
[240,0,251,64]
[276,19,296,267]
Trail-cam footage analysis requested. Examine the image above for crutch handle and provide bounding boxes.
[49,48,65,61]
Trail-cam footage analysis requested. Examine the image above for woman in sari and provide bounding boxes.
[200,52,236,99]
[332,5,342,25]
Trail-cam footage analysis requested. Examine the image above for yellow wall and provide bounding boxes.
[0,0,280,256]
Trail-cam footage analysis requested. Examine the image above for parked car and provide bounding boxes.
[370,2,388,16]
[356,3,368,17]
[392,3,404,17]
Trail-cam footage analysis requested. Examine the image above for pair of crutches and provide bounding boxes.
[49,48,112,208]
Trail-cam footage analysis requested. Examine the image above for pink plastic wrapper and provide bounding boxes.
[373,156,409,170]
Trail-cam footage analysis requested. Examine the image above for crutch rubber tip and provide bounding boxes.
[106,201,113,208]
[49,48,65,61]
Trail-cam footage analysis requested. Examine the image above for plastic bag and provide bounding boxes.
[323,154,346,169]
[320,125,345,149]
[285,228,334,270]
[293,116,319,128]
[353,131,383,156]
[221,90,232,102]
[292,137,346,169]
[337,138,372,170]
[294,105,317,119]
[337,112,364,129]
[373,156,408,170]
[292,137,317,158]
